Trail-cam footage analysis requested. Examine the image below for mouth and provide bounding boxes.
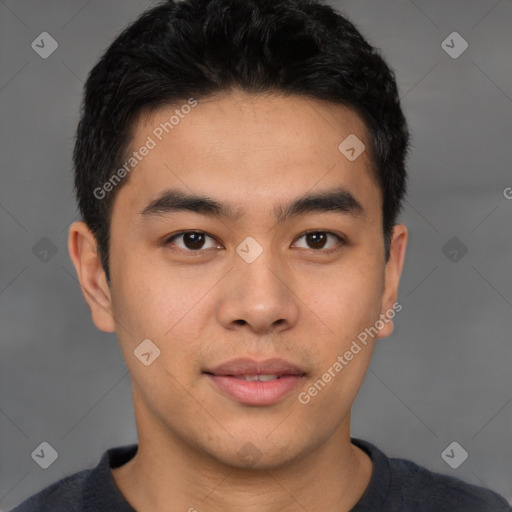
[203,357,306,406]
[205,374,289,381]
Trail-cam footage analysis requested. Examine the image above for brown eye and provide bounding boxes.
[166,231,220,251]
[293,231,344,251]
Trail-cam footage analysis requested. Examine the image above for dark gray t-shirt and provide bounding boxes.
[10,438,511,511]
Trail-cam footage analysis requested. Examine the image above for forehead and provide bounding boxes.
[114,90,381,223]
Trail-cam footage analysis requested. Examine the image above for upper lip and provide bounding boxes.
[204,357,306,377]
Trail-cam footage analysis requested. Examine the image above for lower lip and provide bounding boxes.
[205,374,304,406]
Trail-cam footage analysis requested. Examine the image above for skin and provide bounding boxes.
[68,88,407,512]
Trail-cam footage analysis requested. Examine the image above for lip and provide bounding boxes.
[204,357,305,377]
[203,357,306,406]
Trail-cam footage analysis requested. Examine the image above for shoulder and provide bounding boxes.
[389,456,511,511]
[8,468,92,512]
[352,438,511,512]
[8,443,138,512]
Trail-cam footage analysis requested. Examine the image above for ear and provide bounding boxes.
[67,221,116,333]
[376,224,408,339]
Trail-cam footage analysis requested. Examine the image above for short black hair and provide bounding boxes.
[73,0,409,283]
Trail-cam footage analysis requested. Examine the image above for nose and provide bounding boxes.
[216,247,300,335]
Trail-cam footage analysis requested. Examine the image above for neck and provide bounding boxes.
[112,393,372,512]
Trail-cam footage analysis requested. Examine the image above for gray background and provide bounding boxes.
[1,0,511,509]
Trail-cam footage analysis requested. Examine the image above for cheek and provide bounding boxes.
[302,257,384,338]
[110,263,207,374]
[110,249,185,329]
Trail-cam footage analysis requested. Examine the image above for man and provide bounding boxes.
[11,0,510,510]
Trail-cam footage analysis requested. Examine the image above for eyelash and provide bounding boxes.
[164,230,346,254]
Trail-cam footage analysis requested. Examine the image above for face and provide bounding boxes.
[69,89,407,470]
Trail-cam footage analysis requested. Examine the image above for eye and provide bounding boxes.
[164,230,345,254]
[165,231,221,251]
[292,231,345,251]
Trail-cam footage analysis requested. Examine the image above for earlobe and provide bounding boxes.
[376,224,408,339]
[67,221,116,333]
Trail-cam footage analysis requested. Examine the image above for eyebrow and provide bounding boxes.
[139,186,365,223]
